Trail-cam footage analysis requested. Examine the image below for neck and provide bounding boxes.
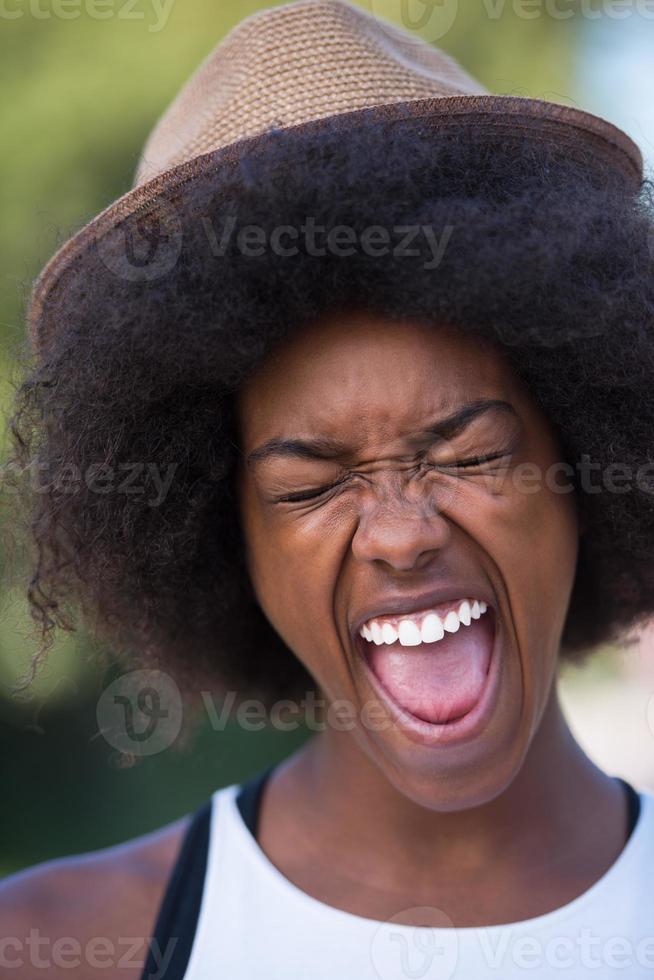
[276,683,626,892]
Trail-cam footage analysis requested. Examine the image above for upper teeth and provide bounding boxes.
[360,599,488,647]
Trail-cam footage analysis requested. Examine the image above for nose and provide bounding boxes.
[350,481,452,572]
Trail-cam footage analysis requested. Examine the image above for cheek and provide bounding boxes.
[472,469,579,662]
[238,481,353,675]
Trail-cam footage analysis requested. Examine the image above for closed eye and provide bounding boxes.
[276,452,511,503]
[276,473,350,504]
[441,451,511,469]
[277,485,336,503]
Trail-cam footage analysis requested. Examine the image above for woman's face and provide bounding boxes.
[236,312,580,807]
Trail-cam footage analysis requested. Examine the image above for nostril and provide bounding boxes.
[351,498,451,570]
[351,535,449,573]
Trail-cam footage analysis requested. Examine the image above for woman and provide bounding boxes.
[2,0,654,976]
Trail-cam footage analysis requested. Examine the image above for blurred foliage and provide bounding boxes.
[0,0,630,876]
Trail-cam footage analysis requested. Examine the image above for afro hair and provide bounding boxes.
[6,108,654,709]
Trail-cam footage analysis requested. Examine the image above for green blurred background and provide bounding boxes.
[1,0,653,877]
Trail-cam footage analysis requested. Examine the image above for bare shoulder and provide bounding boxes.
[0,812,191,979]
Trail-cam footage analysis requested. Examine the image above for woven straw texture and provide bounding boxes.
[135,0,487,185]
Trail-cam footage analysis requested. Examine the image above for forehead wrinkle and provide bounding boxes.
[246,397,517,468]
[247,398,444,468]
[239,316,515,460]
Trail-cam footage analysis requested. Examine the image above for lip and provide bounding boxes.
[354,606,503,748]
[350,584,497,641]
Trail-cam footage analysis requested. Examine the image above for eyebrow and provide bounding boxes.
[245,398,518,467]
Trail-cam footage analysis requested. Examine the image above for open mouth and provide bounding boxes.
[354,599,497,727]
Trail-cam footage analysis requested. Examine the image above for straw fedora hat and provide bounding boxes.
[27,0,643,359]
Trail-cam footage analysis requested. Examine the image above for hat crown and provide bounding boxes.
[135,0,487,186]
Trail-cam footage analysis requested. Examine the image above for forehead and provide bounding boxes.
[237,312,519,448]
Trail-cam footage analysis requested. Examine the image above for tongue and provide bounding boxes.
[365,615,494,724]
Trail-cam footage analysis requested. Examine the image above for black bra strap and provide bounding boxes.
[235,762,277,838]
[140,800,211,980]
[139,764,277,980]
[616,776,641,838]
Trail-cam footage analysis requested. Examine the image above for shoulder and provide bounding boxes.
[0,812,192,979]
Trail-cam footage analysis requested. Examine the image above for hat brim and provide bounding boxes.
[28,93,643,359]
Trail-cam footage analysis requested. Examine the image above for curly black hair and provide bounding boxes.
[6,109,654,710]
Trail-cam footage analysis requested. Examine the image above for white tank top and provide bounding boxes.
[181,780,654,979]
